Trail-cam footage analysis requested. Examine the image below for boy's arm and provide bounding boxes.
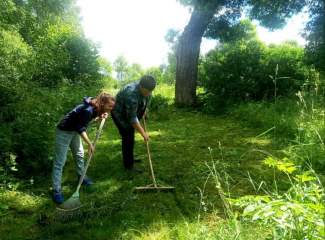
[132,122,149,141]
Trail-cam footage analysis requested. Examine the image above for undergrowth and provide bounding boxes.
[0,83,324,240]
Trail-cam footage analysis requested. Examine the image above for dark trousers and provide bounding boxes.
[111,113,135,169]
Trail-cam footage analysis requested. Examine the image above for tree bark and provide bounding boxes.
[175,4,216,106]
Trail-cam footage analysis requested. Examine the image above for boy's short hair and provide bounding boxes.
[139,75,156,91]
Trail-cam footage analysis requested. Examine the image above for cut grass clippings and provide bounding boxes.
[0,108,279,240]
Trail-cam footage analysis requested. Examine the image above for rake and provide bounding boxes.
[135,118,175,191]
[55,118,106,221]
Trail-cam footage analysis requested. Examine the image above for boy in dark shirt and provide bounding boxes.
[111,75,156,173]
[52,92,115,204]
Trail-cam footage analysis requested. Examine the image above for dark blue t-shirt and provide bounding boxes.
[57,97,97,134]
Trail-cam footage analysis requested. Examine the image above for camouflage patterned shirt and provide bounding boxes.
[111,80,151,129]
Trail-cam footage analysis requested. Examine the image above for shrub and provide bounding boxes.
[198,40,310,104]
[149,94,169,112]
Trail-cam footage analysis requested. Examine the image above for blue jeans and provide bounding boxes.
[52,128,84,190]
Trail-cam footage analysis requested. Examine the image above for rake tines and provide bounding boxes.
[55,193,83,222]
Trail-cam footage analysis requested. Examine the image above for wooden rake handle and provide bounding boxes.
[143,118,157,187]
[77,117,106,188]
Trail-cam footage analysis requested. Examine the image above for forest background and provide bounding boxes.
[0,0,324,239]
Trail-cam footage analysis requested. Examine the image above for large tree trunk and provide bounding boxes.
[175,4,216,106]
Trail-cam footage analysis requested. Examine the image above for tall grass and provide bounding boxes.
[221,72,325,239]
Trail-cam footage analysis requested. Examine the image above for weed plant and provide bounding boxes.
[229,157,324,240]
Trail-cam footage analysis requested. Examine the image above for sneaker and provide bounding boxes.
[78,175,95,185]
[52,188,64,204]
[131,166,143,174]
[133,157,142,163]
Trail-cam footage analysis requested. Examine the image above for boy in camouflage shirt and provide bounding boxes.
[111,75,156,173]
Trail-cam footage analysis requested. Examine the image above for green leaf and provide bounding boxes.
[295,171,317,182]
[280,205,288,211]
[262,210,276,218]
[304,203,324,211]
[286,166,296,174]
[1,205,9,210]
[254,127,275,138]
[243,205,256,214]
[252,212,260,220]
[10,154,17,161]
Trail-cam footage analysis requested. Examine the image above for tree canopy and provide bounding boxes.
[174,0,324,105]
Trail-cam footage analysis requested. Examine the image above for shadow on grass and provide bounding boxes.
[1,111,278,240]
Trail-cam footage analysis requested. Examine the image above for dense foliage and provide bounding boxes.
[302,0,324,74]
[0,0,103,179]
[197,21,311,112]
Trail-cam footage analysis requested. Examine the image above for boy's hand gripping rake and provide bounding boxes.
[55,118,106,221]
[135,118,174,191]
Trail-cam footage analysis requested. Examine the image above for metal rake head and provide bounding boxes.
[55,196,83,222]
[55,207,82,222]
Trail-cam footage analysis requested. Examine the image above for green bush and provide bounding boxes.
[0,79,102,182]
[148,94,170,121]
[149,94,169,112]
[198,39,309,104]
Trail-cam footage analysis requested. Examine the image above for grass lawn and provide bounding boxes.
[1,107,280,240]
